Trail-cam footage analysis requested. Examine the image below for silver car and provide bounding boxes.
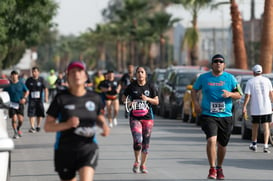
[0,79,13,181]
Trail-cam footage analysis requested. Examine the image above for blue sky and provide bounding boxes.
[53,0,265,36]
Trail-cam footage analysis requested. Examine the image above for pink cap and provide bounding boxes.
[67,61,86,71]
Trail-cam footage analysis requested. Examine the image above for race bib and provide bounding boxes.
[31,91,40,98]
[131,99,149,117]
[74,126,96,138]
[210,102,225,113]
[10,102,19,109]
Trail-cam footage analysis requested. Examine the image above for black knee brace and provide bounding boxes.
[133,143,142,151]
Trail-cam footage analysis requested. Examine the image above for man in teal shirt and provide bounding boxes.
[4,70,29,138]
[192,54,242,180]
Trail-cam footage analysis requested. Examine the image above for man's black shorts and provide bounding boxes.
[27,100,45,117]
[251,114,272,124]
[9,104,24,118]
[54,143,99,180]
[201,115,232,147]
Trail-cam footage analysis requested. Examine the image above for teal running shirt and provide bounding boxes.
[193,71,238,117]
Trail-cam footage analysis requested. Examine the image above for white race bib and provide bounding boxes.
[31,91,40,98]
[10,102,19,109]
[210,102,225,113]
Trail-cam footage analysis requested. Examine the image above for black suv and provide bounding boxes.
[159,69,205,119]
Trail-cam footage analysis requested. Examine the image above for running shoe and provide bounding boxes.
[264,147,271,153]
[28,127,36,133]
[207,167,217,179]
[249,144,257,152]
[17,130,22,137]
[217,168,225,180]
[132,162,140,173]
[13,133,19,139]
[140,165,148,174]
[113,118,118,126]
[109,123,113,128]
[36,127,41,132]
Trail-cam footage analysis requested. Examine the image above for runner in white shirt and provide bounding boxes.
[243,64,273,153]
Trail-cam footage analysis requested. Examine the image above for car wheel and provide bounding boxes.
[7,152,11,181]
[269,129,273,146]
[195,115,201,126]
[241,120,251,140]
[169,106,177,119]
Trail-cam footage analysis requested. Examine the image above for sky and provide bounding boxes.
[53,0,265,36]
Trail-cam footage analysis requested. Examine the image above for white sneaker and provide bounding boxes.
[264,147,270,153]
[113,118,118,126]
[109,123,113,128]
[249,144,257,152]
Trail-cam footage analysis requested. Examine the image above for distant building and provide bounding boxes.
[243,18,262,66]
[198,27,232,66]
[14,49,38,77]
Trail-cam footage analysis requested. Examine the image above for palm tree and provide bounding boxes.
[212,0,248,69]
[230,0,248,69]
[147,12,179,68]
[177,0,213,66]
[259,0,273,73]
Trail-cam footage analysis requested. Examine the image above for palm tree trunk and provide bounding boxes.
[230,0,248,69]
[116,40,122,72]
[259,0,273,73]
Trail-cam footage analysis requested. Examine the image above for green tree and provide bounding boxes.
[174,0,213,65]
[0,0,58,69]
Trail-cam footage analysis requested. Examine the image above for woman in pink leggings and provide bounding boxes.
[122,66,159,174]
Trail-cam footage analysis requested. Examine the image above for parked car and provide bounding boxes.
[0,78,13,181]
[159,68,206,119]
[239,74,273,145]
[231,75,253,134]
[150,68,166,114]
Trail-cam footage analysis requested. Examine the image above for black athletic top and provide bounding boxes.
[46,90,104,150]
[98,79,120,98]
[123,80,158,120]
[25,77,47,101]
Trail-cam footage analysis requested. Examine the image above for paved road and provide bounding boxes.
[9,107,272,181]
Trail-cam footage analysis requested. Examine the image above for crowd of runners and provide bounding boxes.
[3,55,273,180]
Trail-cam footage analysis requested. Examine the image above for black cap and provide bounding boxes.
[211,54,225,62]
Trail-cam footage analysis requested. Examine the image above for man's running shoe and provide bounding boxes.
[140,165,148,174]
[264,147,271,153]
[217,168,225,180]
[29,127,36,133]
[36,127,41,132]
[17,130,22,137]
[109,123,113,128]
[132,162,140,173]
[207,167,217,179]
[249,144,257,152]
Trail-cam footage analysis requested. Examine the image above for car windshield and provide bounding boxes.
[176,74,196,86]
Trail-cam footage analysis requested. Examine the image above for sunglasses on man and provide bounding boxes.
[212,59,224,64]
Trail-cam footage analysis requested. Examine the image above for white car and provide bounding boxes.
[0,79,14,181]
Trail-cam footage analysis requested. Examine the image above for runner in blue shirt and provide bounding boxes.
[4,70,29,138]
[191,54,242,180]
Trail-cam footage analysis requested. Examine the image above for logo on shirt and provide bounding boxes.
[208,81,225,86]
[144,90,150,96]
[64,104,75,110]
[85,101,95,111]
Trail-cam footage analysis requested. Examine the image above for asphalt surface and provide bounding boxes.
[9,105,273,181]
